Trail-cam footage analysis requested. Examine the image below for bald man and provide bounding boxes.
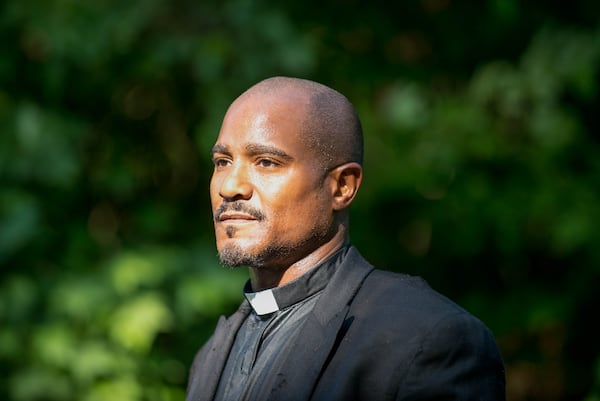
[186,77,505,401]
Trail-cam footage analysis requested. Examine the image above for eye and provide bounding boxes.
[213,157,231,168]
[257,158,279,168]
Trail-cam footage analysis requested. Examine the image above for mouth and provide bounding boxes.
[218,213,258,222]
[214,201,265,224]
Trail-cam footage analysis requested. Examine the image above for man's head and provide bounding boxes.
[210,77,363,270]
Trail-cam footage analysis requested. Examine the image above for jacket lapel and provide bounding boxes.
[187,302,251,401]
[256,247,375,401]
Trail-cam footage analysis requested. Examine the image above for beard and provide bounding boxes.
[218,226,332,269]
[214,198,336,269]
[218,242,297,268]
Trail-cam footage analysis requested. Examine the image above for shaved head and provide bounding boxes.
[237,77,363,171]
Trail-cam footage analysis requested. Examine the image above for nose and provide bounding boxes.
[217,163,253,201]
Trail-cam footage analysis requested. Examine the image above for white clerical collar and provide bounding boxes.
[244,289,280,315]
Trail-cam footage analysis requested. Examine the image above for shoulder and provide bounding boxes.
[338,247,481,330]
[346,268,506,398]
[347,266,500,353]
[356,268,469,320]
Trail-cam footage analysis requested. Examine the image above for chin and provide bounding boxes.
[217,235,258,252]
[218,244,262,268]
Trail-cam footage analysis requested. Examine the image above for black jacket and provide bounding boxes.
[186,246,505,401]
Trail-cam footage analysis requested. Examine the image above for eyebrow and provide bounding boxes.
[211,144,230,156]
[245,143,294,161]
[211,143,294,162]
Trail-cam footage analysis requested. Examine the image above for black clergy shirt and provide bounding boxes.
[213,246,347,401]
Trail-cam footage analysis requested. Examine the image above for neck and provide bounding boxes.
[248,225,349,291]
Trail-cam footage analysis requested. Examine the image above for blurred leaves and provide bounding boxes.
[109,292,172,352]
[1,0,600,400]
[0,190,39,263]
[0,247,245,401]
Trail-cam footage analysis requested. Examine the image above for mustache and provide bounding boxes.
[214,201,266,222]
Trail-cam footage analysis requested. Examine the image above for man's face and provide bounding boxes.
[210,93,336,269]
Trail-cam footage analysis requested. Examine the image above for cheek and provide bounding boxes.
[256,170,331,224]
[270,189,331,229]
[209,177,222,207]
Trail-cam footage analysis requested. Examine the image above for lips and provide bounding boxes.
[214,201,265,223]
[218,213,257,222]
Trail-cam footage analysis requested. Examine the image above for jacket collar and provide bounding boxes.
[186,301,251,401]
[244,246,374,401]
[186,246,374,401]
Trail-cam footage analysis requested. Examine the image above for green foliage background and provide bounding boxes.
[1,1,599,400]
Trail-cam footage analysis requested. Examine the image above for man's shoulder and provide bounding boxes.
[352,267,486,331]
[340,247,470,319]
[362,268,457,303]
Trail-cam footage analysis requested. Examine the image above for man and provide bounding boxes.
[186,77,505,401]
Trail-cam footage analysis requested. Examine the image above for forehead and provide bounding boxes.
[215,93,311,154]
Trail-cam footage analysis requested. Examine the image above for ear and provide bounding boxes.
[329,162,363,211]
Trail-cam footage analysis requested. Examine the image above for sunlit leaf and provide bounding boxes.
[32,324,76,368]
[109,253,168,296]
[109,292,172,353]
[83,377,141,401]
